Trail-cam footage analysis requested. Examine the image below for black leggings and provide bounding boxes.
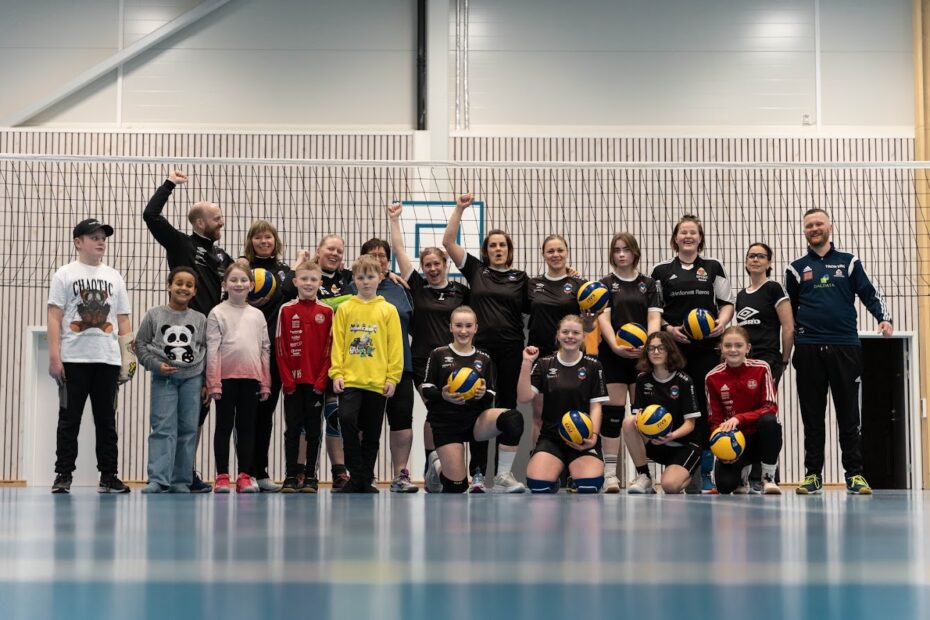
[714,413,783,494]
[214,378,259,476]
[472,339,523,475]
[251,354,281,478]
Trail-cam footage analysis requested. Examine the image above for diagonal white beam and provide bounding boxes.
[1,0,231,127]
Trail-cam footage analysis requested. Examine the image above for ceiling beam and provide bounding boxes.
[1,0,231,127]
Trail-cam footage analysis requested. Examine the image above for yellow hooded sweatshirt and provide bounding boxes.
[329,294,403,392]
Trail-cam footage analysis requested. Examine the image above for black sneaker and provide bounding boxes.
[332,479,359,494]
[300,477,319,494]
[189,471,212,494]
[281,477,300,493]
[332,471,350,490]
[52,473,72,494]
[360,481,380,494]
[98,473,131,494]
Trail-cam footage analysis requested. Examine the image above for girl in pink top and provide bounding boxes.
[206,263,271,493]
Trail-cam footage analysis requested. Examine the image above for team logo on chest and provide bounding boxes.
[563,283,574,295]
[834,269,844,278]
[639,282,648,294]
[314,312,325,324]
[508,273,518,281]
[473,360,484,372]
[577,367,588,380]
[747,379,758,390]
[696,267,708,282]
[670,385,680,399]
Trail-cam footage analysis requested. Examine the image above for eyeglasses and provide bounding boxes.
[647,345,666,353]
[368,252,388,259]
[746,253,768,260]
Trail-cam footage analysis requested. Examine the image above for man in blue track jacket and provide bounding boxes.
[785,208,893,496]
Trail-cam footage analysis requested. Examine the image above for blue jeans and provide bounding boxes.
[148,373,202,486]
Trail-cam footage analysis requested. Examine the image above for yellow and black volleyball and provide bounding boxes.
[636,404,672,439]
[248,267,278,307]
[616,322,647,348]
[577,281,609,313]
[559,409,593,445]
[709,427,746,463]
[683,308,716,340]
[447,367,482,400]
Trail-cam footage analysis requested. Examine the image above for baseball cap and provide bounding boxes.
[72,218,114,238]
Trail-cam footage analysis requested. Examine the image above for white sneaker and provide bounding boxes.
[250,476,260,493]
[492,471,527,494]
[424,452,442,493]
[762,474,782,495]
[256,477,281,493]
[602,473,621,494]
[627,473,656,494]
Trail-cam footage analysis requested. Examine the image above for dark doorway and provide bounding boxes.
[860,338,908,489]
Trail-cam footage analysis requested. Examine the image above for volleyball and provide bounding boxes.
[616,322,647,348]
[636,404,672,439]
[559,409,593,445]
[577,281,609,312]
[683,308,716,340]
[710,427,746,463]
[447,367,482,400]
[248,267,278,306]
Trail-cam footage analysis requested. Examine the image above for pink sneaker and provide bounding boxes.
[214,473,230,494]
[236,472,257,493]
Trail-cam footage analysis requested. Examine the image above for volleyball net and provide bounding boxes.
[0,154,926,484]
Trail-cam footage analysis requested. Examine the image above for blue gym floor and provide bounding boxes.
[0,488,928,620]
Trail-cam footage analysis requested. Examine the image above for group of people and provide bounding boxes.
[46,172,894,496]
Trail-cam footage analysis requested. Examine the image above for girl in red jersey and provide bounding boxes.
[705,326,782,495]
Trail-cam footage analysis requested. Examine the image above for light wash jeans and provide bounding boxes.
[148,373,202,487]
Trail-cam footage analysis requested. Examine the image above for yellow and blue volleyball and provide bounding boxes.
[636,404,672,439]
[616,322,647,348]
[683,308,716,340]
[709,428,746,463]
[248,267,278,307]
[447,367,482,400]
[577,281,609,312]
[559,410,593,445]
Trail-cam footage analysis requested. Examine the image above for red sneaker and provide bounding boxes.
[236,472,257,493]
[214,473,231,494]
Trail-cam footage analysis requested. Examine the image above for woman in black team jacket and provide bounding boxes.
[236,221,303,492]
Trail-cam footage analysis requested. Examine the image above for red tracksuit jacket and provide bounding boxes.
[275,298,333,394]
[705,359,777,436]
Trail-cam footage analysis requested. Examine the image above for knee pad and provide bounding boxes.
[573,477,604,494]
[440,473,468,494]
[324,401,341,438]
[526,477,558,493]
[600,405,626,439]
[495,409,524,447]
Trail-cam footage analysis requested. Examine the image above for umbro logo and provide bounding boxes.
[735,307,759,322]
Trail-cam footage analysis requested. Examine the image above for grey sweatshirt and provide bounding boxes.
[135,305,208,380]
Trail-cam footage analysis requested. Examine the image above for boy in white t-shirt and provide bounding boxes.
[48,219,136,494]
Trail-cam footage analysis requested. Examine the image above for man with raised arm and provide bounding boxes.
[143,170,233,316]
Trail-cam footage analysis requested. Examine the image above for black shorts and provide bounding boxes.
[599,350,638,385]
[385,371,414,430]
[428,411,480,448]
[533,435,603,466]
[645,441,701,473]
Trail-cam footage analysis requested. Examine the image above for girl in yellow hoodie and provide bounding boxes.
[329,255,403,493]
